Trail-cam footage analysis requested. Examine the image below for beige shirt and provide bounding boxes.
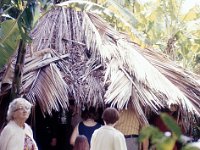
[0,120,38,150]
[90,125,127,150]
[115,108,140,135]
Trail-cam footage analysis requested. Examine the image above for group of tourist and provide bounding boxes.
[0,97,148,150]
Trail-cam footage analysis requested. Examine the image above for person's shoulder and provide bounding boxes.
[0,121,16,135]
[24,123,34,137]
[95,125,103,131]
[24,123,31,128]
[78,121,84,126]
[24,123,32,131]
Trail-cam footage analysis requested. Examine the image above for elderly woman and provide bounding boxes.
[0,97,38,150]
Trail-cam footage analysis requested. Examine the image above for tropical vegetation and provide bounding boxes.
[1,0,200,72]
[1,0,200,150]
[89,0,200,72]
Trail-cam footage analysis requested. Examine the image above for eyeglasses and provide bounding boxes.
[14,106,31,112]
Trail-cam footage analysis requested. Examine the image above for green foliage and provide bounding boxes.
[139,113,199,150]
[133,0,200,71]
[140,113,180,150]
[17,2,38,43]
[140,125,177,150]
[0,0,50,98]
[0,20,21,67]
[1,0,200,72]
[140,113,199,150]
[38,0,53,12]
[160,113,182,137]
[0,0,47,69]
[139,125,164,144]
[86,0,200,71]
[0,0,11,8]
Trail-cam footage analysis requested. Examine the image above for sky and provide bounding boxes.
[182,0,200,13]
[138,0,200,14]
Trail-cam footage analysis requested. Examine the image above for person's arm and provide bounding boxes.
[0,126,12,150]
[0,124,23,150]
[141,139,149,150]
[139,124,149,150]
[70,124,79,146]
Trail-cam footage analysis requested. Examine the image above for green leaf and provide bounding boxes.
[13,0,23,10]
[0,20,21,67]
[147,21,154,32]
[107,0,138,25]
[183,6,200,21]
[156,136,176,150]
[160,113,182,138]
[194,39,200,44]
[139,125,163,142]
[17,20,32,43]
[32,4,42,26]
[19,7,34,32]
[0,0,11,8]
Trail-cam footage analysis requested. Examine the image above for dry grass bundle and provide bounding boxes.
[0,6,200,129]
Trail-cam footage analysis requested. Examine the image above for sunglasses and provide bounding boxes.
[14,106,31,112]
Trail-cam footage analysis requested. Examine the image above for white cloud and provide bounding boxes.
[181,0,200,13]
[138,0,200,14]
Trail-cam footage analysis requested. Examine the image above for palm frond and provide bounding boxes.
[1,6,200,127]
[83,12,200,125]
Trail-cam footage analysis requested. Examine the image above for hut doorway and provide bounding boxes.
[34,104,77,150]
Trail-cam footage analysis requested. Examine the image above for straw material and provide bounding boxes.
[0,7,200,127]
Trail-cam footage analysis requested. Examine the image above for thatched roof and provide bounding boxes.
[0,6,200,128]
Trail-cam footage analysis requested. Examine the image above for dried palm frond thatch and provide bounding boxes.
[82,12,200,124]
[0,5,200,128]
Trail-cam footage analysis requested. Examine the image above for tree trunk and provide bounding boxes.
[11,39,26,99]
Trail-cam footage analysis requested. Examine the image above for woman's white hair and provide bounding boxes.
[6,98,32,121]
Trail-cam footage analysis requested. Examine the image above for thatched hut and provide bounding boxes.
[0,3,200,132]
